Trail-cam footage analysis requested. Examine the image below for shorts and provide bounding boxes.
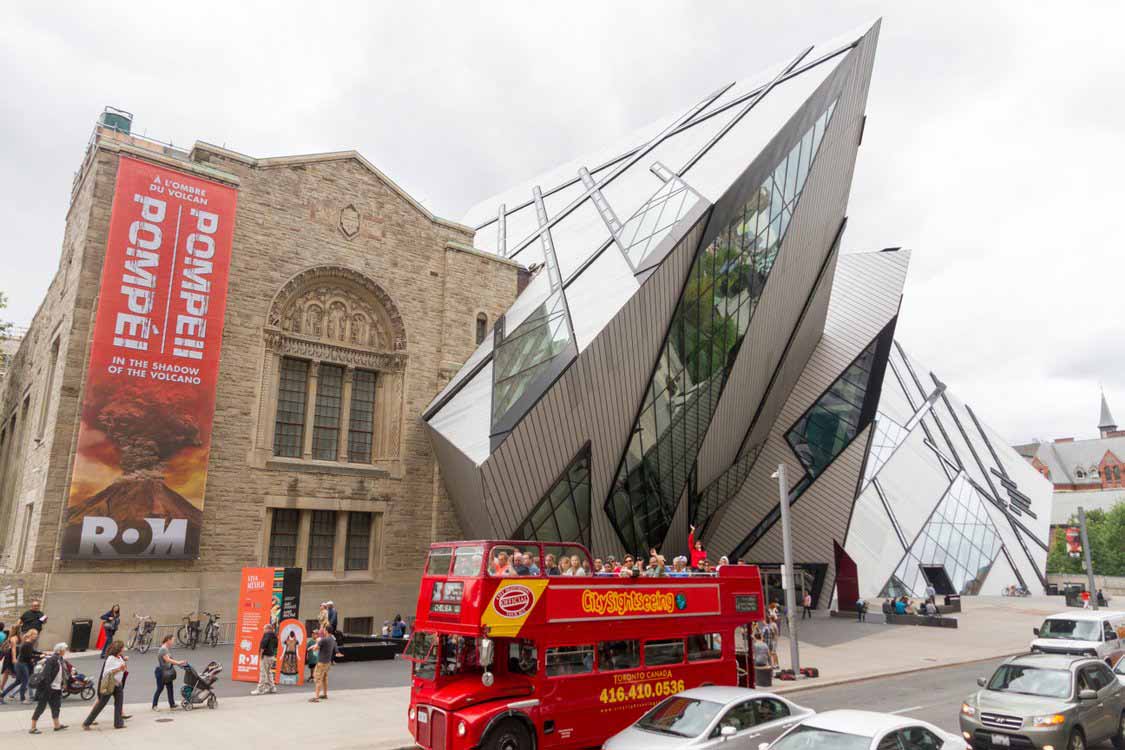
[313,662,331,690]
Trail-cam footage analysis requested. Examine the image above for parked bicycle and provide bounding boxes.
[127,613,156,653]
[177,611,221,649]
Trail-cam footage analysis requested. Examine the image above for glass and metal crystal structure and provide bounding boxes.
[424,20,1050,607]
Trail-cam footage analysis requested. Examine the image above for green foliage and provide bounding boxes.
[1046,501,1125,576]
[0,290,11,338]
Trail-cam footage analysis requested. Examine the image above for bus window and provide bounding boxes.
[645,638,685,666]
[405,632,437,681]
[545,645,594,677]
[452,545,483,576]
[544,544,591,576]
[489,545,518,576]
[426,548,453,576]
[598,640,641,671]
[687,633,723,662]
[439,635,480,676]
[508,640,538,675]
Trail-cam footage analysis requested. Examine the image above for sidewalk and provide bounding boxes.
[0,685,413,750]
[769,594,1061,693]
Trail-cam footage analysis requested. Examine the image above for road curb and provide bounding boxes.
[769,651,1024,695]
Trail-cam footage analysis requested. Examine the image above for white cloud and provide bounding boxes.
[2,0,1121,443]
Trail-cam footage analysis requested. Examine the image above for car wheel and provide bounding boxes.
[1111,712,1124,750]
[1067,728,1085,750]
[483,718,531,750]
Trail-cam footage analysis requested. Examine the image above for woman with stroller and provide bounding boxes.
[152,634,186,711]
[99,605,121,658]
[84,640,127,730]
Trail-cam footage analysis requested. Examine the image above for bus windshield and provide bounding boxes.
[405,632,437,681]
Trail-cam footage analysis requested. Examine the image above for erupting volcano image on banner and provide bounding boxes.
[62,155,238,559]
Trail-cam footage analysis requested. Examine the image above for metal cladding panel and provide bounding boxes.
[426,421,493,540]
[479,215,705,555]
[745,423,871,609]
[696,29,878,490]
[707,250,909,555]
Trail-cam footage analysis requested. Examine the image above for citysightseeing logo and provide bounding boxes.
[494,584,536,618]
[580,589,684,617]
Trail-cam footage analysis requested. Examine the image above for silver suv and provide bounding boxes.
[959,653,1124,750]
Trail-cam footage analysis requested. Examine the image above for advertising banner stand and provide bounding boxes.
[233,567,302,684]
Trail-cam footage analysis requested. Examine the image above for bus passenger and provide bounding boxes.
[512,553,531,576]
[569,555,587,576]
[668,556,689,577]
[491,551,511,576]
[528,555,542,576]
[560,557,573,575]
[543,554,561,576]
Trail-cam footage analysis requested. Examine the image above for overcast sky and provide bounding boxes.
[2,1,1122,445]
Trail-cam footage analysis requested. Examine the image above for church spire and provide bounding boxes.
[1099,390,1118,438]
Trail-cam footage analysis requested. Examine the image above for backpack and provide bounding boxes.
[29,656,53,691]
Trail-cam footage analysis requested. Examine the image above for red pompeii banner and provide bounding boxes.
[61,155,237,559]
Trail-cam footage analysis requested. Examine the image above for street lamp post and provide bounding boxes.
[774,463,800,676]
[1077,506,1097,610]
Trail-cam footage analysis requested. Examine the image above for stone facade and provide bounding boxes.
[0,124,519,643]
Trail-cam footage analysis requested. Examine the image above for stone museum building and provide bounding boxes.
[0,113,520,639]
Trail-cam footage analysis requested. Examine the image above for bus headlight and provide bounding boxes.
[409,708,416,721]
[458,721,467,737]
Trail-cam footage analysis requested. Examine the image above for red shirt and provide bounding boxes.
[688,530,707,569]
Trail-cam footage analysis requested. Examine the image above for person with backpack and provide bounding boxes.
[28,642,69,734]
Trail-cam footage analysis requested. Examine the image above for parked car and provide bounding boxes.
[1030,610,1125,663]
[602,687,813,750]
[1114,654,1125,688]
[762,710,963,749]
[959,652,1125,750]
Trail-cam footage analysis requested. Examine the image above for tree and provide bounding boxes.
[0,290,11,338]
[1046,501,1125,577]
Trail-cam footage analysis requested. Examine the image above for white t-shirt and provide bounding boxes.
[105,655,126,685]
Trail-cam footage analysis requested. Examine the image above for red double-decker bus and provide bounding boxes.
[405,540,766,750]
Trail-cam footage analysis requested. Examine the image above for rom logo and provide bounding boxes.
[78,517,188,556]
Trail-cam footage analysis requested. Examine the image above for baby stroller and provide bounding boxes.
[180,661,222,710]
[61,661,95,701]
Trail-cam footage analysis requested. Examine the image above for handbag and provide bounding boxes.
[162,662,176,684]
[98,660,116,697]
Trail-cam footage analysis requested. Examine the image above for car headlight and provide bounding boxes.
[1032,713,1065,727]
[408,708,416,721]
[458,721,467,737]
[960,702,976,717]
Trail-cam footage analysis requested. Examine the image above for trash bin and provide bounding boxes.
[70,618,94,652]
[755,666,772,687]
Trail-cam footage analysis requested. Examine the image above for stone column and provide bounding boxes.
[302,361,321,460]
[258,351,282,458]
[333,511,348,575]
[337,367,355,462]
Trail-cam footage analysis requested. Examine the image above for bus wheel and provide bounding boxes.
[484,719,532,750]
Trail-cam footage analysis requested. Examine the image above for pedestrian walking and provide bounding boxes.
[855,597,866,623]
[83,640,127,731]
[1,627,41,704]
[28,642,69,734]
[0,624,16,696]
[308,628,341,703]
[151,635,185,711]
[801,591,813,620]
[251,623,278,695]
[98,605,121,658]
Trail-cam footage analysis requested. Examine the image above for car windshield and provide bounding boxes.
[1038,618,1101,641]
[636,696,724,738]
[987,664,1071,699]
[770,726,871,750]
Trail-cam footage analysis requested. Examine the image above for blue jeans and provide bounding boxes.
[101,629,116,657]
[152,665,176,708]
[1,663,29,701]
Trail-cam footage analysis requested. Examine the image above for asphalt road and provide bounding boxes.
[792,657,1117,747]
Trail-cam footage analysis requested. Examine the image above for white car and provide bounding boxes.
[763,710,965,750]
[603,687,814,750]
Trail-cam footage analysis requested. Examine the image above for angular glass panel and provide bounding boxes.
[514,447,593,548]
[618,174,705,271]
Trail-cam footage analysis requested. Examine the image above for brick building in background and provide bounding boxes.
[1015,392,1125,540]
[0,110,520,641]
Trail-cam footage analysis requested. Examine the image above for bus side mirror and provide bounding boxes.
[479,637,494,667]
[481,671,494,687]
[720,726,736,740]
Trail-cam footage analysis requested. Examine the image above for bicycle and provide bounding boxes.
[200,612,221,648]
[177,613,202,649]
[127,614,156,653]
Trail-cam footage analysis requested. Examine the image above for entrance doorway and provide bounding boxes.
[920,565,956,596]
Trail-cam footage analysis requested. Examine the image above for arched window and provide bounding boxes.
[475,313,488,345]
[1075,467,1085,479]
[1114,465,1121,482]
